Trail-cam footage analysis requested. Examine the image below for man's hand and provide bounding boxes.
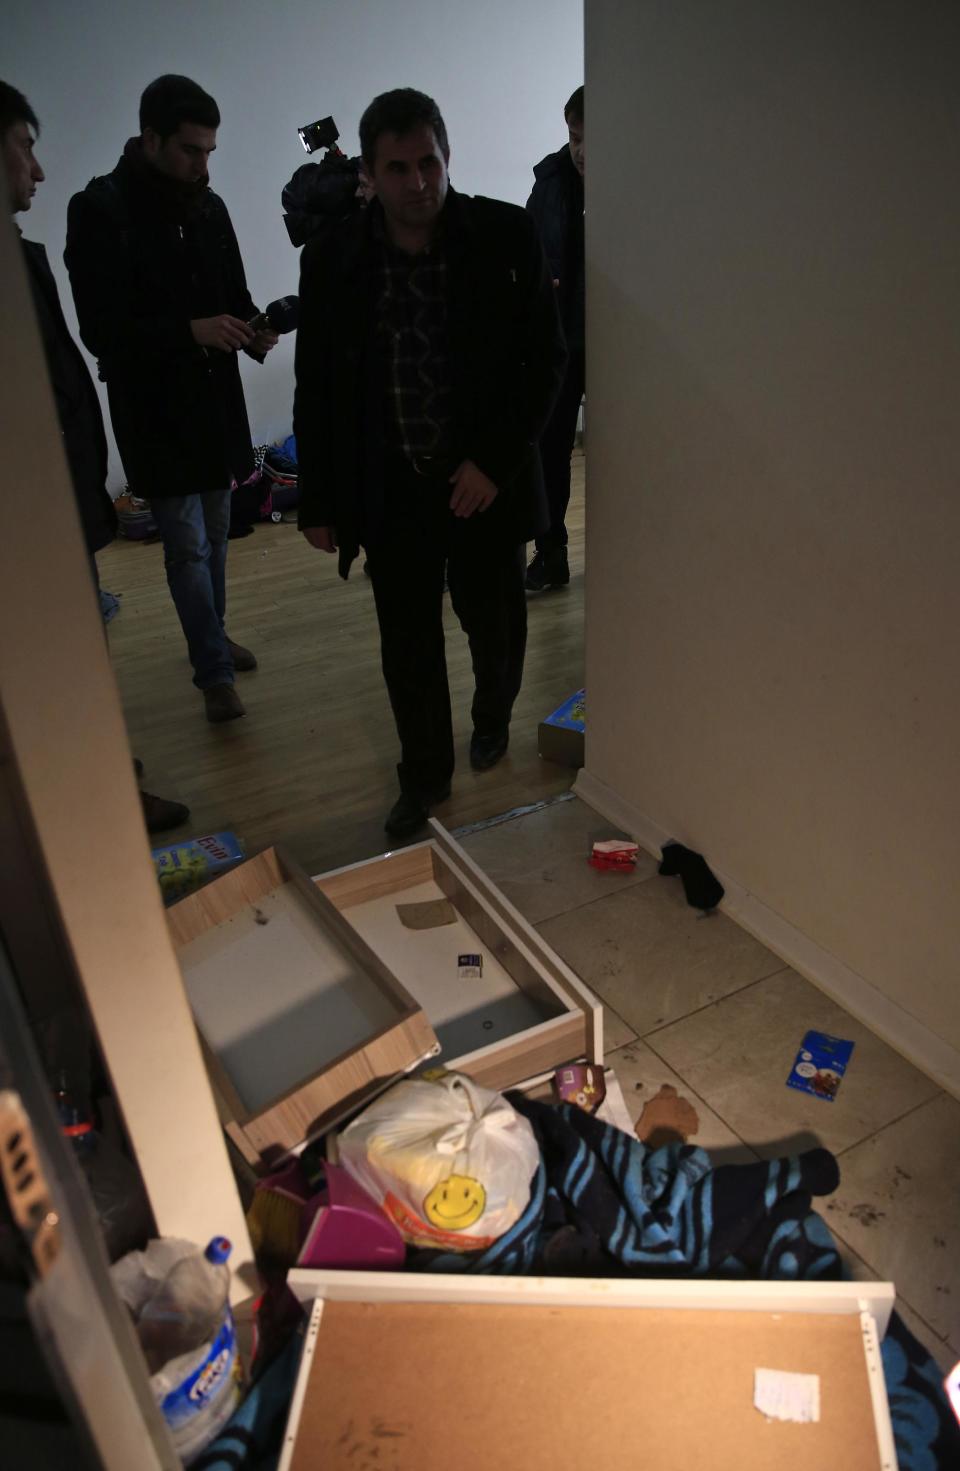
[302,526,337,553]
[449,459,499,518]
[250,327,280,356]
[190,315,254,352]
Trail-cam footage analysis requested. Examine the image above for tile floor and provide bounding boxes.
[459,794,960,1373]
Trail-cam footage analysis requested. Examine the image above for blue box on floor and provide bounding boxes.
[538,689,585,768]
[152,831,245,905]
[786,1030,855,1102]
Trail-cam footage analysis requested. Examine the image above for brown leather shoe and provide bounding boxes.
[140,789,190,834]
[204,683,245,723]
[226,638,258,672]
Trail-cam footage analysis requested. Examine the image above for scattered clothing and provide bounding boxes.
[413,1096,959,1470]
[413,1094,840,1279]
[659,841,725,911]
[881,1318,960,1471]
[191,1329,304,1471]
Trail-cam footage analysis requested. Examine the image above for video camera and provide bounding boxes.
[297,115,341,155]
[282,114,365,248]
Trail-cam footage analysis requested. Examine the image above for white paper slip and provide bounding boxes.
[753,1367,821,1423]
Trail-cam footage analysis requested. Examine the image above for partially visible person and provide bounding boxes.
[525,84,585,592]
[2,78,188,833]
[65,75,277,724]
[294,88,566,837]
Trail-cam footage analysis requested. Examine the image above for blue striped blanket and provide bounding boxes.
[412,1095,959,1470]
[196,1097,956,1470]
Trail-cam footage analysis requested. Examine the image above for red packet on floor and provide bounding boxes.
[589,839,639,872]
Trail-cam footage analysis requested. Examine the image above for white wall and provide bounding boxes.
[6,0,582,488]
[585,3,960,1060]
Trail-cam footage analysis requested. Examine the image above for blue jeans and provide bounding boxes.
[149,491,233,690]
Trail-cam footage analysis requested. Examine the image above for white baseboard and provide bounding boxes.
[574,768,960,1100]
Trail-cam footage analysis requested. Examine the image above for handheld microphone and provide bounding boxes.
[247,296,300,335]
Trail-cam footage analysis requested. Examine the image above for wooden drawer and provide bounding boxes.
[279,1273,897,1471]
[313,820,603,1094]
[168,823,602,1167]
[168,846,440,1169]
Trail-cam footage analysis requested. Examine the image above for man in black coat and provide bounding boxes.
[65,75,277,724]
[294,88,566,838]
[525,85,585,592]
[2,78,187,832]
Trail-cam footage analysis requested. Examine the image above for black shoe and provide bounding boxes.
[384,783,451,840]
[140,789,190,834]
[470,730,509,771]
[226,637,258,672]
[525,547,570,592]
[204,683,246,723]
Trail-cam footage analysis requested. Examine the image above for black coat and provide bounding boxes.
[526,145,585,348]
[293,187,567,577]
[65,146,259,498]
[21,236,117,554]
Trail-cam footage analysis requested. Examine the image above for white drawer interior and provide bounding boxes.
[340,876,564,1058]
[178,880,405,1112]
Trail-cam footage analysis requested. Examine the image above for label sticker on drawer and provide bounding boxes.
[754,1368,820,1423]
[458,953,483,979]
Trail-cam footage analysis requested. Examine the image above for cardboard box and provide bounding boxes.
[152,831,244,905]
[538,688,585,767]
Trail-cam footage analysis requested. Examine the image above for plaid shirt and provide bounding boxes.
[377,235,453,459]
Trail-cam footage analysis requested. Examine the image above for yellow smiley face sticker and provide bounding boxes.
[423,1174,487,1231]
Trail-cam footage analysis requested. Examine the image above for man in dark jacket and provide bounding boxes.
[65,75,277,724]
[525,85,585,593]
[2,79,187,832]
[294,88,566,838]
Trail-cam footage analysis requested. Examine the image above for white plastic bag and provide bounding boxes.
[338,1072,539,1251]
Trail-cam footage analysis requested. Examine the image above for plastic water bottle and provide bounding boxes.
[136,1237,242,1463]
[138,1236,232,1371]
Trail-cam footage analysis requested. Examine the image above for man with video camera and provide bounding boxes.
[65,74,277,724]
[294,87,566,838]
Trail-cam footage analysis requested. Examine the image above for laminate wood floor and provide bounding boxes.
[100,455,584,874]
